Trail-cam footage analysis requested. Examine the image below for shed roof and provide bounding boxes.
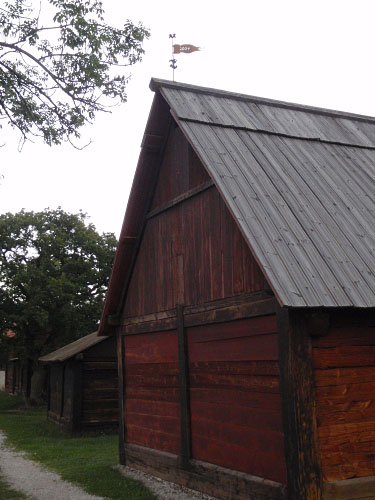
[99,79,375,334]
[39,331,106,363]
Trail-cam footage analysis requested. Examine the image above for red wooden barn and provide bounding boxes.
[99,79,375,500]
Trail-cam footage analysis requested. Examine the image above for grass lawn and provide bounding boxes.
[0,477,27,500]
[0,391,157,500]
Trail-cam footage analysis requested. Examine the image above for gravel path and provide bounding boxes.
[0,431,105,500]
[117,465,219,500]
[0,429,219,500]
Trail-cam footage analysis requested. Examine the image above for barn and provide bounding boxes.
[39,332,118,432]
[99,79,375,500]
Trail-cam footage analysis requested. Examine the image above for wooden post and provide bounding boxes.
[117,330,126,465]
[59,363,66,421]
[177,304,191,469]
[277,306,322,500]
[47,366,51,412]
[72,360,83,432]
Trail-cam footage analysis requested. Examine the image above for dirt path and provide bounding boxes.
[0,431,105,500]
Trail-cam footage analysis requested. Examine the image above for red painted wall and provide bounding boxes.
[188,316,286,483]
[125,331,180,455]
[122,123,285,483]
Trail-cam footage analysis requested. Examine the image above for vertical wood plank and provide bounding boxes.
[117,330,126,465]
[59,364,66,419]
[277,305,322,500]
[177,304,191,468]
[72,361,83,432]
[47,366,51,412]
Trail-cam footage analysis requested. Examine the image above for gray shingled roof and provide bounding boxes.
[39,331,104,363]
[151,79,375,308]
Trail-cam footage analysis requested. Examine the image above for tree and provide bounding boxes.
[0,208,117,367]
[0,0,149,146]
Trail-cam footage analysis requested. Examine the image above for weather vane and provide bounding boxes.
[169,34,201,82]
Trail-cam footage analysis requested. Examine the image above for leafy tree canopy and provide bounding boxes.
[0,208,117,365]
[0,0,149,146]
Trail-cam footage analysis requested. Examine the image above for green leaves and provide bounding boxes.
[0,0,150,145]
[0,208,117,363]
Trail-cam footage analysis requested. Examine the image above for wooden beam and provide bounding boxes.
[177,304,191,469]
[323,476,375,500]
[122,296,276,335]
[117,330,126,465]
[277,306,322,500]
[46,366,51,412]
[59,363,66,420]
[146,180,214,220]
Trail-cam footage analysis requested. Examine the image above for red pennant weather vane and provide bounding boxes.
[169,34,201,81]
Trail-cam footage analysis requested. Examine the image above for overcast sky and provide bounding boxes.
[1,0,375,237]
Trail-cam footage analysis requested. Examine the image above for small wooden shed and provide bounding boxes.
[5,358,32,397]
[99,79,375,500]
[39,332,118,432]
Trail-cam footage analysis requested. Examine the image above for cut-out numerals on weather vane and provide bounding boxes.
[169,34,201,81]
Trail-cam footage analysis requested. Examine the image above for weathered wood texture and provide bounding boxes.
[46,336,118,431]
[5,360,30,396]
[49,365,64,418]
[323,475,375,500]
[117,332,126,465]
[81,361,118,427]
[124,330,181,455]
[312,310,375,483]
[124,442,286,500]
[123,315,285,483]
[5,361,15,393]
[150,125,211,211]
[188,316,286,483]
[277,308,322,500]
[123,128,266,319]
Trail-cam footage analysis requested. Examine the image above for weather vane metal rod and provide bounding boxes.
[169,34,201,81]
[169,34,177,82]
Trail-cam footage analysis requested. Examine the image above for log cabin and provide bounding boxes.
[98,79,375,500]
[39,332,118,432]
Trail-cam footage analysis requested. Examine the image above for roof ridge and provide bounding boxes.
[150,78,375,124]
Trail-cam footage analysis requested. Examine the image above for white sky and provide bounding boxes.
[1,0,375,237]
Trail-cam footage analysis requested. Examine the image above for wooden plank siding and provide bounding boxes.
[122,315,286,486]
[81,361,118,427]
[312,310,375,483]
[124,330,181,455]
[123,128,265,319]
[188,316,286,483]
[119,120,286,493]
[5,362,15,394]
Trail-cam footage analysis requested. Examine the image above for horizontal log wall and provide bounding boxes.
[312,310,375,483]
[124,331,180,455]
[81,360,118,428]
[187,316,286,483]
